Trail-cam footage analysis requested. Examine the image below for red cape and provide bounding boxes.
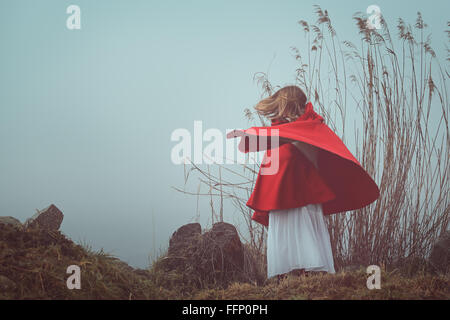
[227,102,380,226]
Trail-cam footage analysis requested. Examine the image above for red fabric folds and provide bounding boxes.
[227,102,380,226]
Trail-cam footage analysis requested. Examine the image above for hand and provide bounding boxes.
[226,129,245,139]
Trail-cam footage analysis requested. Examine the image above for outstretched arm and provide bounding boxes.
[227,129,293,142]
[227,130,319,163]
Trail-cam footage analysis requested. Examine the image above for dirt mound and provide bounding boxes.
[0,223,158,299]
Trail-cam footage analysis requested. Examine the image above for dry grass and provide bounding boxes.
[0,223,162,300]
[193,269,450,300]
[292,7,450,269]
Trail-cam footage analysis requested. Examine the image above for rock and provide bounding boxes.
[428,230,450,274]
[203,222,244,273]
[0,216,23,229]
[24,204,63,231]
[0,275,16,291]
[161,222,245,287]
[168,223,201,256]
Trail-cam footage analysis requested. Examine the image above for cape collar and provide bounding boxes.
[270,102,323,126]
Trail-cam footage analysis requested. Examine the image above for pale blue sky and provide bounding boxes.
[0,0,448,267]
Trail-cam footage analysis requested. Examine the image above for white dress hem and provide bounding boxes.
[266,203,336,278]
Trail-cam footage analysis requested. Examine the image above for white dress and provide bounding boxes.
[267,203,336,278]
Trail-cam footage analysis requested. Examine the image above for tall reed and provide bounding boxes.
[176,7,449,272]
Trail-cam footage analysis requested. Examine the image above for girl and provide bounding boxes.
[227,85,380,279]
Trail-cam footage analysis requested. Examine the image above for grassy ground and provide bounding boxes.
[0,223,448,300]
[191,270,449,300]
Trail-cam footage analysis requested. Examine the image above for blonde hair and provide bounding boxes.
[254,85,307,122]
